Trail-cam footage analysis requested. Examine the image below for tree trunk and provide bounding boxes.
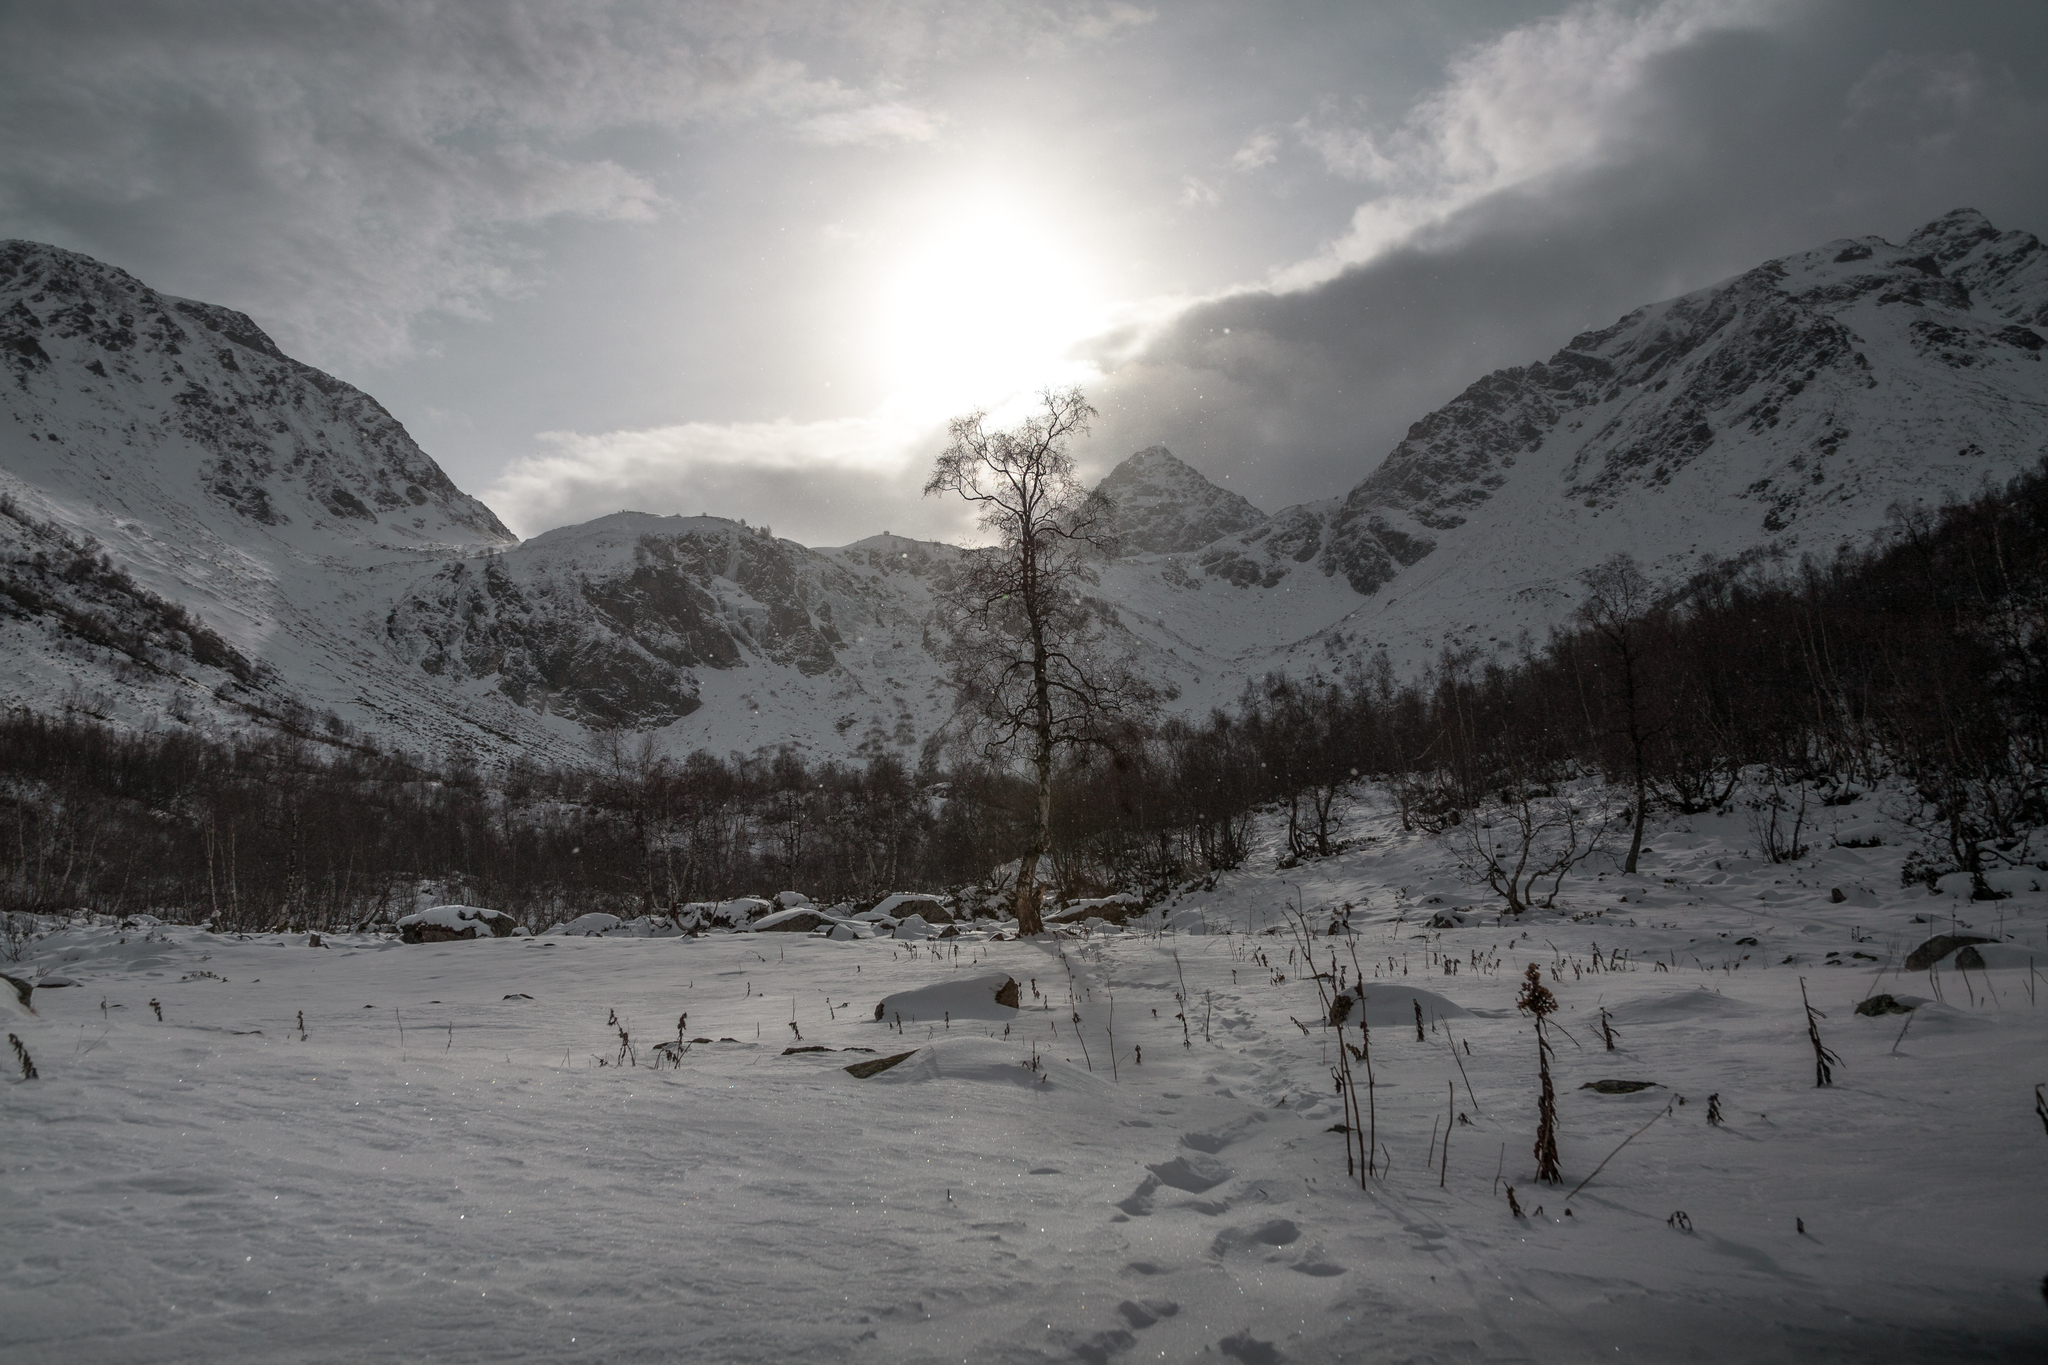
[1015,732,1053,934]
[1624,768,1647,874]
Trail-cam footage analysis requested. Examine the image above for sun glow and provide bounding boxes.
[878,198,1101,412]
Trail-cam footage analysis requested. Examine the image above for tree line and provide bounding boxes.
[1047,458,2048,903]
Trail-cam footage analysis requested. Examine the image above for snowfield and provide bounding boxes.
[4,793,2046,1363]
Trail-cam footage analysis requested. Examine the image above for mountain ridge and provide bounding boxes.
[4,212,2046,759]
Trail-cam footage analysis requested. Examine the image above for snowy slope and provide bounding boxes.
[385,515,971,757]
[1201,209,2048,673]
[0,240,527,750]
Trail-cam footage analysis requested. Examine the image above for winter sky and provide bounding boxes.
[3,0,2046,546]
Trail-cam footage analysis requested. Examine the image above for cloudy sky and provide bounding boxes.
[4,0,2045,545]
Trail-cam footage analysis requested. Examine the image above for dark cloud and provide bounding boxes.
[1087,0,2048,510]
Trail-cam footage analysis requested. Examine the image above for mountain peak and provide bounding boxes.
[1904,207,2002,264]
[1095,445,1267,555]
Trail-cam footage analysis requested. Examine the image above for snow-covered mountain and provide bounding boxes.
[383,516,970,756]
[1094,445,1267,554]
[4,210,2046,761]
[1140,208,2048,683]
[0,239,527,749]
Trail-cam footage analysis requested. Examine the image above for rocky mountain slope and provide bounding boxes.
[3,211,2045,761]
[1141,208,2048,682]
[1094,445,1267,554]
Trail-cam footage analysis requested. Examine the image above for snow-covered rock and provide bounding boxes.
[396,905,516,943]
[873,973,1020,1023]
[748,908,835,934]
[1048,893,1143,925]
[869,893,952,923]
[550,913,623,937]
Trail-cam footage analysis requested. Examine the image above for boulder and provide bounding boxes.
[893,914,934,940]
[1904,933,1994,971]
[870,893,953,924]
[1048,893,1144,926]
[550,912,623,937]
[396,905,517,943]
[1954,945,1987,970]
[1581,1079,1660,1094]
[1854,994,1914,1016]
[845,1050,918,1078]
[750,908,832,933]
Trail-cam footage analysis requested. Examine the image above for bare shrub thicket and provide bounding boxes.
[1453,784,1615,916]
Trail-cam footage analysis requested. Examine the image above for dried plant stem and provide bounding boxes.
[1440,1080,1453,1189]
[1565,1106,1668,1206]
[1799,978,1841,1087]
[1443,1021,1481,1113]
[1518,964,1562,1184]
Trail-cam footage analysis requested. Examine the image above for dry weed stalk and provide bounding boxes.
[1517,963,1562,1184]
[1799,978,1841,1087]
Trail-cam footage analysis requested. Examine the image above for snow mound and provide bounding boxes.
[550,913,623,937]
[874,973,1020,1023]
[1610,987,1760,1021]
[864,1036,1104,1091]
[1955,942,2040,969]
[1326,983,1469,1029]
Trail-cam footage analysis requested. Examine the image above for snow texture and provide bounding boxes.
[4,787,2044,1361]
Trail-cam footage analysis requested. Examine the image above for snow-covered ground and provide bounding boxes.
[4,791,2046,1363]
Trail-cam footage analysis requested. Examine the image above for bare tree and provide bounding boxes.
[1578,554,1658,874]
[1453,782,1614,915]
[924,387,1152,932]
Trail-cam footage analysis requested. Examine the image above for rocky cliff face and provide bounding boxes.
[383,515,945,734]
[1095,445,1268,554]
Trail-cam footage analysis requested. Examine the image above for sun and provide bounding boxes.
[878,197,1100,411]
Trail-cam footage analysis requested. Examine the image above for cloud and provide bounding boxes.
[484,409,970,545]
[0,0,1145,371]
[1228,131,1282,174]
[797,102,944,146]
[1178,176,1221,209]
[1085,0,2048,514]
[1274,0,1781,288]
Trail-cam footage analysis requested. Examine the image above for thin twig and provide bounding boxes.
[1564,1106,1669,1206]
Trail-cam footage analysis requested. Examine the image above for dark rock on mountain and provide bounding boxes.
[1096,446,1267,555]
